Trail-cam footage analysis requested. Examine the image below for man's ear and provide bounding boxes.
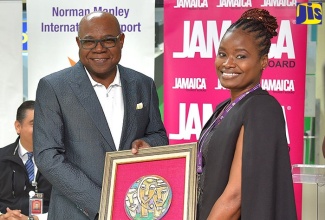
[14,120,21,135]
[119,33,125,49]
[76,37,81,48]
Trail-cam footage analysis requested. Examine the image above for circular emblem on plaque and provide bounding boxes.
[125,175,172,219]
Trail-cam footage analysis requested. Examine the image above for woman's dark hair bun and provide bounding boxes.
[240,8,278,37]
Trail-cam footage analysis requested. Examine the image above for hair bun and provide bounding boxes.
[240,8,278,37]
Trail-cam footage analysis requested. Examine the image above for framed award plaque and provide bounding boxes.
[99,143,197,220]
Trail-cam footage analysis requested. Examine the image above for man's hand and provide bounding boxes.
[0,208,28,220]
[131,139,151,154]
[0,208,39,220]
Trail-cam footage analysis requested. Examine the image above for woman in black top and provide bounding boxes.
[196,8,297,220]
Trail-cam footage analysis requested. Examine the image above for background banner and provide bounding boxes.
[163,1,307,219]
[27,0,155,100]
[0,0,23,147]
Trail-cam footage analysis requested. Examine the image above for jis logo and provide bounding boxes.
[22,21,28,51]
[296,2,322,24]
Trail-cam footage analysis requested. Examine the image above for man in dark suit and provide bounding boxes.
[33,11,168,220]
[0,101,52,220]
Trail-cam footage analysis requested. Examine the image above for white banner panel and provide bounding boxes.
[0,0,23,147]
[27,0,155,99]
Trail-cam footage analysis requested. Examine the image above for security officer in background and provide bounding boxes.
[0,101,52,220]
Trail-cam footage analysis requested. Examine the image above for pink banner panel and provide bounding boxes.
[164,1,307,219]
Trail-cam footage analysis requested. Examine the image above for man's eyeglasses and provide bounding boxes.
[78,33,122,50]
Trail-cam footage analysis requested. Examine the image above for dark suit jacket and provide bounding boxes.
[33,62,168,220]
[0,138,52,216]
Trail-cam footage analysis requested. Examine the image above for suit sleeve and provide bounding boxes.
[139,79,169,147]
[33,78,101,220]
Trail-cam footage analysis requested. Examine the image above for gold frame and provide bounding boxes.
[99,143,197,220]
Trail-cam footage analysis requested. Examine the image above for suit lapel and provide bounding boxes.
[119,65,137,150]
[68,62,116,151]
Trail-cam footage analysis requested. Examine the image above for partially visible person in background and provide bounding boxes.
[33,11,168,220]
[0,101,52,220]
[196,8,297,220]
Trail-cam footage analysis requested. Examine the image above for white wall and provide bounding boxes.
[0,0,23,147]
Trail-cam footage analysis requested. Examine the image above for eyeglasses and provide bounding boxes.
[78,33,122,50]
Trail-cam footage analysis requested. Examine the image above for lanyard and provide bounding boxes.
[197,84,261,173]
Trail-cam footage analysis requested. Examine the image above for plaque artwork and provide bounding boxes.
[124,175,172,220]
[99,143,197,220]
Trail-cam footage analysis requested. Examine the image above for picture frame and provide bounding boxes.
[99,143,197,220]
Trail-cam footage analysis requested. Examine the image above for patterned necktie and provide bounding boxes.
[25,152,34,182]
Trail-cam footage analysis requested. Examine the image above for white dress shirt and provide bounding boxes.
[86,67,124,150]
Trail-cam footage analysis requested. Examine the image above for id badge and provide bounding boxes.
[29,192,44,215]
